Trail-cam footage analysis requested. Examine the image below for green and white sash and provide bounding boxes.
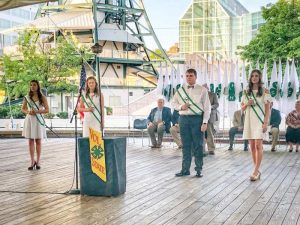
[24,96,46,127]
[244,91,265,124]
[177,86,203,115]
[82,94,101,124]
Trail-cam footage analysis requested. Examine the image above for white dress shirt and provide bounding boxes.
[171,83,211,123]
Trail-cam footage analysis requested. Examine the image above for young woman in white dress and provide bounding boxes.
[241,69,271,181]
[77,76,104,137]
[21,80,49,170]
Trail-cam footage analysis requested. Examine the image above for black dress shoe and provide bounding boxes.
[28,165,34,170]
[228,146,233,151]
[175,170,190,177]
[35,163,41,170]
[28,161,36,170]
[208,151,215,155]
[196,171,203,177]
[150,145,157,148]
[271,148,276,152]
[244,148,249,151]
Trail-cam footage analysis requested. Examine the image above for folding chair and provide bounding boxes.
[132,119,148,146]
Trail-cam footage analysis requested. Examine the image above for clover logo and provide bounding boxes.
[228,82,236,101]
[270,81,278,97]
[91,145,104,160]
[215,84,222,98]
[288,82,294,97]
[210,83,215,93]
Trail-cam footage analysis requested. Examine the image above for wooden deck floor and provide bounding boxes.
[0,139,300,225]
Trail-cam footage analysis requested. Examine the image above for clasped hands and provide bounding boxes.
[148,121,164,128]
[28,109,39,115]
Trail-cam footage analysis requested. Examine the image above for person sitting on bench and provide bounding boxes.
[269,102,282,152]
[228,109,249,151]
[147,98,172,148]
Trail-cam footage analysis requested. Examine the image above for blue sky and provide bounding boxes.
[143,0,278,50]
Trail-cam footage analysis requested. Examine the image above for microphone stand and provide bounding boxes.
[68,82,85,195]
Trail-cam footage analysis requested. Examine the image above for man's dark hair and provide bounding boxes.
[186,68,197,77]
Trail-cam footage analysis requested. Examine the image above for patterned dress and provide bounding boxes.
[82,92,101,137]
[241,89,272,140]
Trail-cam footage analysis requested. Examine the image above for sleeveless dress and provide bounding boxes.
[82,92,101,137]
[241,89,272,140]
[22,98,47,139]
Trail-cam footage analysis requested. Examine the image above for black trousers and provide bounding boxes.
[229,127,248,149]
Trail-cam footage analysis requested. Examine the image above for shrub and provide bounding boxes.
[56,112,68,119]
[44,113,55,119]
[0,104,25,119]
[105,106,112,115]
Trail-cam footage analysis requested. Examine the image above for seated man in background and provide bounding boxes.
[170,110,182,149]
[285,100,300,152]
[147,98,172,148]
[269,102,282,152]
[228,109,249,151]
[203,83,219,155]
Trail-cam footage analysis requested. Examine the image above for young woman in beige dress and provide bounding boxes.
[77,76,104,137]
[21,80,49,170]
[241,69,271,181]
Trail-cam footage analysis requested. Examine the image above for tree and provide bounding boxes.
[239,0,300,66]
[0,29,92,98]
[149,49,164,60]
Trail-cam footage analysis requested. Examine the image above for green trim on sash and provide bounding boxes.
[82,94,101,124]
[244,91,264,124]
[24,96,46,127]
[177,87,203,115]
[251,91,265,116]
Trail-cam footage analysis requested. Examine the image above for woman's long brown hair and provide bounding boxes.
[28,80,44,105]
[247,69,264,97]
[85,76,99,97]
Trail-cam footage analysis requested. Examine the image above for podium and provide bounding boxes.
[78,137,126,196]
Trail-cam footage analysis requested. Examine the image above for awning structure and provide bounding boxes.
[98,24,143,45]
[0,10,143,45]
[0,0,57,11]
[0,11,94,33]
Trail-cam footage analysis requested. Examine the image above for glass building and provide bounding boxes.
[179,0,264,59]
[0,6,38,55]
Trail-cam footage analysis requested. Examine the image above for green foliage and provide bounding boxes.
[0,104,25,119]
[56,111,68,119]
[149,49,164,60]
[44,112,55,119]
[0,29,92,98]
[239,0,300,66]
[105,106,113,115]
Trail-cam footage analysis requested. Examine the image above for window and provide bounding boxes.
[0,20,10,29]
[11,9,30,19]
[109,96,121,107]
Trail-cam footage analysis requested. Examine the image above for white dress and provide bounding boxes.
[242,89,272,140]
[82,93,101,137]
[22,99,47,139]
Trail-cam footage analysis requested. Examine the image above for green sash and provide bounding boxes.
[82,94,101,124]
[244,91,264,124]
[24,96,45,127]
[177,86,203,115]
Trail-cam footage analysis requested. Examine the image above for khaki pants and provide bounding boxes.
[206,123,215,151]
[170,125,182,147]
[147,122,165,146]
[270,127,279,149]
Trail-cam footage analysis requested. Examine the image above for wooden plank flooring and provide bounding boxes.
[0,139,299,225]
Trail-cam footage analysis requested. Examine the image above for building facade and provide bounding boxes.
[0,5,38,55]
[179,0,264,60]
